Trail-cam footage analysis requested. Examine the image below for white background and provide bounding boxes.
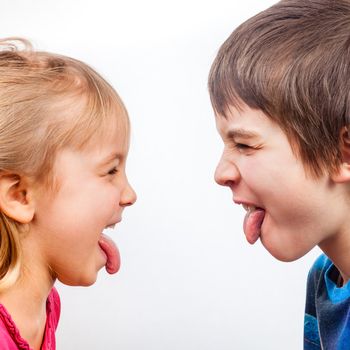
[1,1,321,349]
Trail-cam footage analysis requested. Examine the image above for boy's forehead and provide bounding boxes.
[215,105,283,140]
[214,104,256,130]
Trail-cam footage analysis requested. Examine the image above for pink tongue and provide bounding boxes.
[243,209,265,244]
[98,234,120,274]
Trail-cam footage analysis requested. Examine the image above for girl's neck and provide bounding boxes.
[0,257,55,349]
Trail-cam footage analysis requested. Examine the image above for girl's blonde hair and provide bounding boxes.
[0,38,129,290]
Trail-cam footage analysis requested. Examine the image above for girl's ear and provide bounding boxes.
[0,173,35,223]
[332,127,350,183]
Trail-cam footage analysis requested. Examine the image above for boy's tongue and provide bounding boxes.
[243,208,265,244]
[98,234,120,274]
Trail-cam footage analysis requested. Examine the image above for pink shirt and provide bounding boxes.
[0,287,60,350]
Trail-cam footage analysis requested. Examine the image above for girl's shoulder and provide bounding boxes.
[47,287,61,324]
[41,287,61,350]
[0,287,61,350]
[0,303,30,349]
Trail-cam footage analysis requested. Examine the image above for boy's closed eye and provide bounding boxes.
[234,142,251,150]
[224,128,262,154]
[233,142,261,154]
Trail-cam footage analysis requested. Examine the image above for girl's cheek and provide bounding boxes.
[107,189,121,208]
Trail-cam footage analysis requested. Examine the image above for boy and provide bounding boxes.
[208,0,350,348]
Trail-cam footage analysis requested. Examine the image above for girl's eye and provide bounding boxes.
[108,167,118,175]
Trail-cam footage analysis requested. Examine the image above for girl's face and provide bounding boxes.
[30,124,136,286]
[214,104,347,262]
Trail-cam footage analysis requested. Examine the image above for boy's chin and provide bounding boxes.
[261,237,312,262]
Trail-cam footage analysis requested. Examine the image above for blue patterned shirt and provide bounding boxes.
[304,254,350,349]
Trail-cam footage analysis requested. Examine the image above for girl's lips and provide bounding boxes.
[98,234,120,274]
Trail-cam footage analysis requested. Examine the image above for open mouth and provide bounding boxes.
[242,205,266,244]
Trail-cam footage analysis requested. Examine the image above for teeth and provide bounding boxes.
[242,204,256,212]
[105,224,116,230]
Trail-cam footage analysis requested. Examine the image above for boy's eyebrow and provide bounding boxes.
[226,128,260,140]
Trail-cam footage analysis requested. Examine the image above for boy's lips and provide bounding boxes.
[234,200,266,244]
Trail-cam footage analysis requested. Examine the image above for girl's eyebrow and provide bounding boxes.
[100,153,122,166]
[226,128,260,140]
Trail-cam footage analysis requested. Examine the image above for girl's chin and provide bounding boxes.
[57,275,97,287]
[56,265,99,287]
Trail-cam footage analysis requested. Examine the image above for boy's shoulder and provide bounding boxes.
[309,254,331,274]
[305,255,350,348]
[306,254,332,293]
[307,253,350,304]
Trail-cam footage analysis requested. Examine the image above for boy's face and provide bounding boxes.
[29,126,136,286]
[214,103,344,262]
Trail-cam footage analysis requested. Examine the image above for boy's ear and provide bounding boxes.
[332,126,350,183]
[0,173,35,223]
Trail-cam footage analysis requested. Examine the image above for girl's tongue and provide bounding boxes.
[243,208,265,244]
[98,234,120,274]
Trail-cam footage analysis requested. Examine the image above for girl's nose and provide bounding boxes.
[214,154,240,187]
[121,181,137,207]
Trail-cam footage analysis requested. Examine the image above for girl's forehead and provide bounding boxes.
[60,93,130,149]
[51,127,130,179]
[84,121,130,155]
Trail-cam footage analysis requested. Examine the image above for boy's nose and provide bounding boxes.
[121,181,137,207]
[214,154,240,187]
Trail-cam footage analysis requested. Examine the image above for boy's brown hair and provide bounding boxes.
[208,0,350,177]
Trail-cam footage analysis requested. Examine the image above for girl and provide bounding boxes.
[0,38,136,349]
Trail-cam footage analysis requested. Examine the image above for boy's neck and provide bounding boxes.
[319,219,350,286]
